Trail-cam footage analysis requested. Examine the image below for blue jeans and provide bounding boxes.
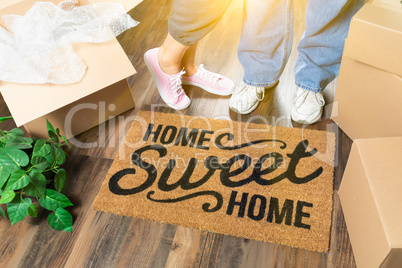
[238,0,365,92]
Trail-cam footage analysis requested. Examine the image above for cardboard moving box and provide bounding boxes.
[0,0,142,139]
[331,2,402,140]
[339,137,402,268]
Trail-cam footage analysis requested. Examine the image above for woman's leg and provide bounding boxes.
[158,36,198,76]
[145,0,235,110]
[160,0,233,75]
[180,43,198,77]
[157,33,189,75]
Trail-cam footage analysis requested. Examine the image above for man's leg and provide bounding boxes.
[230,0,294,114]
[291,0,365,124]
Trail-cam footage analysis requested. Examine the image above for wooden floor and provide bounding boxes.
[0,0,356,267]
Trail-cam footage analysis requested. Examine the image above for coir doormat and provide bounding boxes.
[93,111,335,252]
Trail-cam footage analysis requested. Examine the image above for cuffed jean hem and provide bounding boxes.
[243,78,279,88]
[295,82,322,93]
[168,28,194,47]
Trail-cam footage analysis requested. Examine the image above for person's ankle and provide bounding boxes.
[182,64,198,77]
[157,48,181,75]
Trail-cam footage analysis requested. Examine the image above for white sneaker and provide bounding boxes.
[229,82,265,114]
[291,87,325,125]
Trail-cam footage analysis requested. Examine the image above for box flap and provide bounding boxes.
[372,0,402,11]
[0,0,142,13]
[0,1,23,10]
[344,3,402,76]
[356,137,402,247]
[82,0,143,11]
[0,0,137,127]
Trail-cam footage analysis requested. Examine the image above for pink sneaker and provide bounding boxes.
[144,48,190,110]
[182,64,235,96]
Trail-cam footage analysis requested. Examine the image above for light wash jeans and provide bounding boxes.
[238,0,365,92]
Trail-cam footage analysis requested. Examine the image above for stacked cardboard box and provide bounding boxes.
[0,0,142,139]
[339,137,402,268]
[335,1,402,267]
[331,0,402,140]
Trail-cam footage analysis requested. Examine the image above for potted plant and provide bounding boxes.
[0,117,73,232]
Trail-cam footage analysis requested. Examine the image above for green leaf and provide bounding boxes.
[43,171,54,184]
[0,190,15,204]
[24,169,46,199]
[54,169,67,193]
[0,166,11,189]
[62,136,71,148]
[39,189,73,211]
[47,208,73,232]
[0,206,7,219]
[45,145,57,166]
[5,137,33,149]
[45,153,55,166]
[0,185,5,195]
[46,119,56,134]
[7,193,32,225]
[30,156,48,171]
[51,144,66,166]
[0,116,13,123]
[5,170,30,191]
[8,128,24,138]
[32,139,51,158]
[28,204,38,217]
[0,148,29,172]
[48,131,59,144]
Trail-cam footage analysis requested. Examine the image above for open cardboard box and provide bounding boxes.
[0,0,142,139]
[331,1,402,140]
[338,137,402,268]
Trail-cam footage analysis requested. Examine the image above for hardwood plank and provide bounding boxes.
[0,223,39,268]
[272,244,327,268]
[198,233,224,268]
[165,227,208,268]
[64,211,132,268]
[74,109,136,159]
[114,219,176,268]
[217,236,247,268]
[16,153,132,267]
[327,193,356,268]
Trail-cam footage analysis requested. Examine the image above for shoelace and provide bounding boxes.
[294,89,325,109]
[233,82,265,101]
[168,69,186,100]
[195,64,222,85]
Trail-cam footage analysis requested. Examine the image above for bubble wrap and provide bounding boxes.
[0,0,139,84]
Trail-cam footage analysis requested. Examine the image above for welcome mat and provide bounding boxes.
[93,111,336,252]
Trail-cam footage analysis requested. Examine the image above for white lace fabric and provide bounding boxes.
[233,82,265,101]
[196,64,222,85]
[169,70,186,99]
[0,0,139,84]
[293,89,325,108]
